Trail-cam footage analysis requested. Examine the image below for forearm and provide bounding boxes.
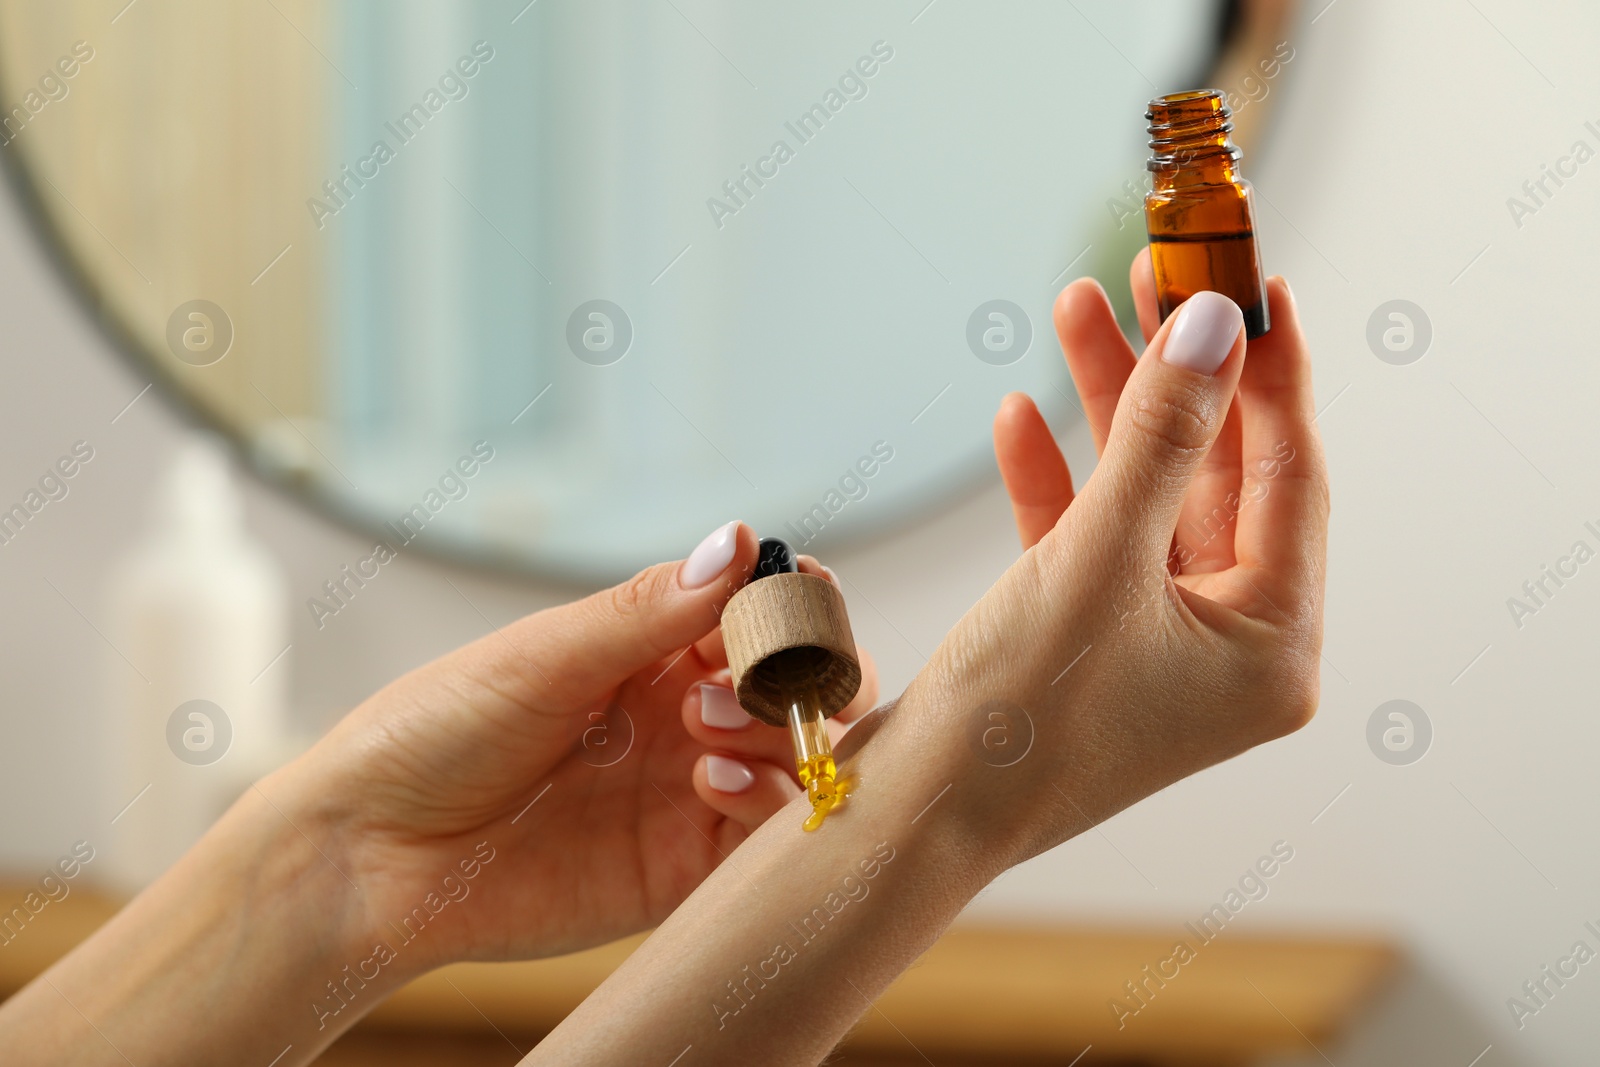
[0,772,391,1066]
[527,686,1011,1067]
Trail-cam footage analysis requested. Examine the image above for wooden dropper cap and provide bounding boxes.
[720,538,861,728]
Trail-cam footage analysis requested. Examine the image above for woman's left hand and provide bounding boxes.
[269,520,877,971]
[3,521,878,1066]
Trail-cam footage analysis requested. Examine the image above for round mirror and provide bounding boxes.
[0,0,1269,580]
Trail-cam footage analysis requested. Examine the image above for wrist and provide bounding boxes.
[251,755,441,988]
[220,769,421,1018]
[852,654,1101,883]
[534,684,1016,1065]
[841,687,1020,899]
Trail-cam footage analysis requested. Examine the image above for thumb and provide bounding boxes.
[495,520,757,706]
[1092,290,1246,561]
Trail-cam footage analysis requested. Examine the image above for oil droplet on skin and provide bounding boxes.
[797,753,848,831]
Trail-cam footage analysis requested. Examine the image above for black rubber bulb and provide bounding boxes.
[752,536,797,580]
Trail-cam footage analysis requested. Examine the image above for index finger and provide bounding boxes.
[1052,277,1137,456]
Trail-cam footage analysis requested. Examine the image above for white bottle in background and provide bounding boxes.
[103,437,290,893]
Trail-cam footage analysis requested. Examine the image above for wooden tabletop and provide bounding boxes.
[0,883,1395,1065]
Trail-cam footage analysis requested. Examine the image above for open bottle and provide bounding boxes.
[1144,89,1270,339]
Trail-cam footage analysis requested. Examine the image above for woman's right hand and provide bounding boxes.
[525,257,1328,1067]
[852,256,1328,872]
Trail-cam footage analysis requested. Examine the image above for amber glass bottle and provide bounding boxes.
[1144,89,1269,339]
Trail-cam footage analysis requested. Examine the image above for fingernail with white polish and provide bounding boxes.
[681,521,740,589]
[705,754,755,794]
[700,684,750,730]
[1162,291,1243,376]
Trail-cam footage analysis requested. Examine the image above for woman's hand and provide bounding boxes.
[903,251,1327,867]
[526,256,1331,1067]
[4,247,1323,1067]
[269,522,877,971]
[4,523,879,1067]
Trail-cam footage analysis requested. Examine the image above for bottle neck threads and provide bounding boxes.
[1146,89,1241,184]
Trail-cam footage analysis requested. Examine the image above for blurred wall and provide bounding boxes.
[2,1,1598,1064]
